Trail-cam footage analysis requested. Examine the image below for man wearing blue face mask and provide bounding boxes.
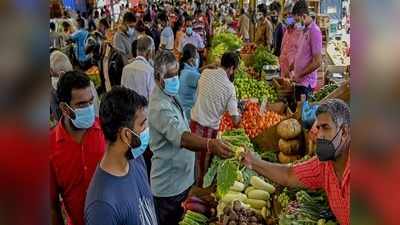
[85,86,158,225]
[241,99,350,225]
[113,12,137,65]
[179,16,205,54]
[50,71,105,225]
[149,50,233,225]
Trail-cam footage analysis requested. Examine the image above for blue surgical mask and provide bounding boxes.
[285,16,295,26]
[128,128,150,159]
[67,104,95,129]
[186,27,193,35]
[163,76,180,96]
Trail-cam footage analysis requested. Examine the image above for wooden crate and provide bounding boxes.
[320,80,350,103]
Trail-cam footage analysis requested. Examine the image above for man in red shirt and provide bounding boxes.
[50,71,105,225]
[242,99,350,225]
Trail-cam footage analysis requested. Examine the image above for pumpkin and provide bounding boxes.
[278,138,301,155]
[277,118,302,139]
[278,152,301,164]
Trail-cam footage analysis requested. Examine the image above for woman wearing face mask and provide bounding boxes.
[178,44,200,119]
[173,16,186,59]
[241,99,351,225]
[113,12,137,65]
[148,50,233,225]
[279,15,302,78]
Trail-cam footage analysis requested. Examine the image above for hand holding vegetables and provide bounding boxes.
[240,147,259,170]
[208,139,234,158]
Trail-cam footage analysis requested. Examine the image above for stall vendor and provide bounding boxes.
[241,99,350,225]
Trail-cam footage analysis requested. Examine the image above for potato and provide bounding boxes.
[277,118,302,139]
[278,138,300,155]
[278,152,301,164]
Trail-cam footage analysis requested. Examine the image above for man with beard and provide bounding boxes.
[269,1,285,56]
[50,71,105,225]
[85,87,158,225]
[241,99,350,225]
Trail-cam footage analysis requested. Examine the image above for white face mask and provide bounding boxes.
[127,27,135,36]
[51,77,59,90]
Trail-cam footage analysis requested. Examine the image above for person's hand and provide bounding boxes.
[208,139,233,159]
[289,63,294,72]
[240,149,258,169]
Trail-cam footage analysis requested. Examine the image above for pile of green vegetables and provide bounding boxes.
[278,189,338,225]
[208,32,242,63]
[250,46,278,73]
[179,210,208,225]
[203,129,258,197]
[312,83,339,102]
[234,66,278,102]
[207,43,228,64]
[211,32,243,51]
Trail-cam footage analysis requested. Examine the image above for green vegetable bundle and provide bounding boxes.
[179,210,208,225]
[211,32,243,51]
[250,46,278,72]
[202,129,258,197]
[278,190,338,225]
[312,83,338,102]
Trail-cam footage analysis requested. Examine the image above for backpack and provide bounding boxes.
[99,43,124,93]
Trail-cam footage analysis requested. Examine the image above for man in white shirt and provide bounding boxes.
[190,52,241,184]
[121,36,155,100]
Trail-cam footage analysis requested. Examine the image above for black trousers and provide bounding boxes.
[289,85,313,112]
[154,188,190,225]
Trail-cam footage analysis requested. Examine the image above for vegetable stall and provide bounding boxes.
[178,24,349,225]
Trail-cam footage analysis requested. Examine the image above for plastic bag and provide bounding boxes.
[302,101,319,130]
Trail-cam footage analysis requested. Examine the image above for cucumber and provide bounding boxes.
[247,189,270,201]
[250,176,276,193]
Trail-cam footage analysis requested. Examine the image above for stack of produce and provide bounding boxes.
[240,43,257,55]
[208,32,243,64]
[203,129,255,196]
[245,176,276,220]
[219,113,234,132]
[234,75,278,102]
[239,102,283,138]
[179,210,209,225]
[250,46,279,73]
[217,175,277,224]
[277,119,303,163]
[278,190,338,225]
[312,83,339,102]
[219,200,265,225]
[182,195,216,218]
[211,32,243,51]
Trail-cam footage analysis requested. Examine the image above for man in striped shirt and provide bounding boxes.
[190,52,241,185]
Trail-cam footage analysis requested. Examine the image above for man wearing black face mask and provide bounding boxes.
[85,87,158,225]
[241,99,350,225]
